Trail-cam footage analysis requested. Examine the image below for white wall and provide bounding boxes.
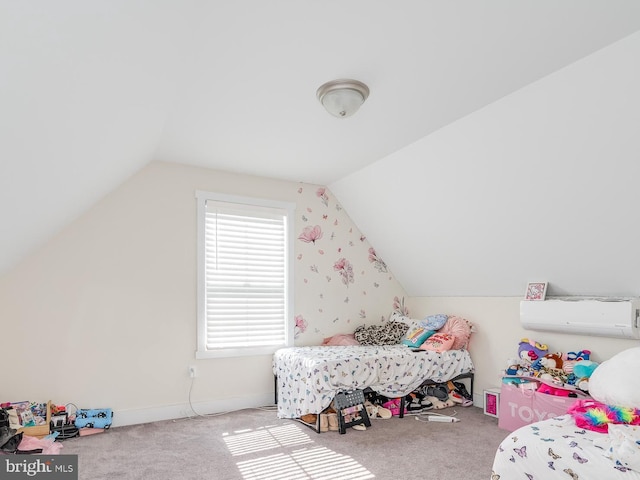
[0,161,406,426]
[407,296,639,405]
[330,30,640,298]
[3,160,636,425]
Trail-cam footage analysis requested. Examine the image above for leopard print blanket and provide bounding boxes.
[354,321,409,346]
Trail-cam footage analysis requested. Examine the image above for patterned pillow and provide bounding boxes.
[439,316,473,350]
[419,332,455,353]
[422,314,448,330]
[401,322,435,348]
[354,321,409,346]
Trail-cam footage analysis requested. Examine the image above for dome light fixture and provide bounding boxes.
[316,79,369,118]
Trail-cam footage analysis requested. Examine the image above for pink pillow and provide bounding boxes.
[420,333,455,353]
[321,334,360,346]
[439,316,473,350]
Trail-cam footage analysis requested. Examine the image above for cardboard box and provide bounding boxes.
[17,401,51,438]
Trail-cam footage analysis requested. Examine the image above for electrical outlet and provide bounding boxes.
[188,366,197,378]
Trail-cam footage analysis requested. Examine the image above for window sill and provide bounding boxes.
[196,345,288,359]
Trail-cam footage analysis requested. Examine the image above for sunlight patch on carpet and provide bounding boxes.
[224,423,313,456]
[236,446,374,480]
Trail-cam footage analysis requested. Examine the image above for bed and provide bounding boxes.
[272,344,474,419]
[491,346,640,479]
[491,414,640,479]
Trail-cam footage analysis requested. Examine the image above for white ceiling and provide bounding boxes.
[2,1,640,288]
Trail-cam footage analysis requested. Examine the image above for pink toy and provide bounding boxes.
[518,338,549,363]
[537,383,572,397]
[382,398,407,417]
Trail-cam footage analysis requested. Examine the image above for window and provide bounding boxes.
[196,191,295,359]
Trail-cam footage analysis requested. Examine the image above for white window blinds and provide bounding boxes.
[196,192,294,358]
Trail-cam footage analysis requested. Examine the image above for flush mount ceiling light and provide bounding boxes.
[316,79,369,118]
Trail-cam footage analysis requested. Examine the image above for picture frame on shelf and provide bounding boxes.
[525,282,547,301]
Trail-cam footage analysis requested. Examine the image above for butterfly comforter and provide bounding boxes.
[491,414,640,479]
[272,344,474,418]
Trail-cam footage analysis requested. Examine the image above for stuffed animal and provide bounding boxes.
[538,370,566,385]
[505,360,519,376]
[567,350,591,361]
[562,350,591,374]
[576,377,590,391]
[573,360,599,392]
[518,338,549,363]
[540,352,564,370]
[563,359,577,374]
[565,373,577,386]
[574,360,598,379]
[424,395,456,410]
[530,358,544,371]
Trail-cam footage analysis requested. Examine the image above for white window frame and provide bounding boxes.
[195,191,295,359]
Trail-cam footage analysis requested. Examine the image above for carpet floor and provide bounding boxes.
[60,405,507,480]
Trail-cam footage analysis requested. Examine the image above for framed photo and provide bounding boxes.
[525,282,547,301]
[483,388,500,418]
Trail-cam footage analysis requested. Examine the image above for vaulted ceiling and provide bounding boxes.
[2,1,640,295]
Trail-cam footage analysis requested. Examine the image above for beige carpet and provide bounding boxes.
[60,405,507,480]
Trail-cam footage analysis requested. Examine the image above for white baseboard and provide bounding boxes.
[111,393,275,428]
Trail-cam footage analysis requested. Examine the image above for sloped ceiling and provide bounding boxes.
[1,1,640,295]
[331,31,640,297]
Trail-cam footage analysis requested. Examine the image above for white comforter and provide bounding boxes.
[491,414,640,479]
[272,344,474,418]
